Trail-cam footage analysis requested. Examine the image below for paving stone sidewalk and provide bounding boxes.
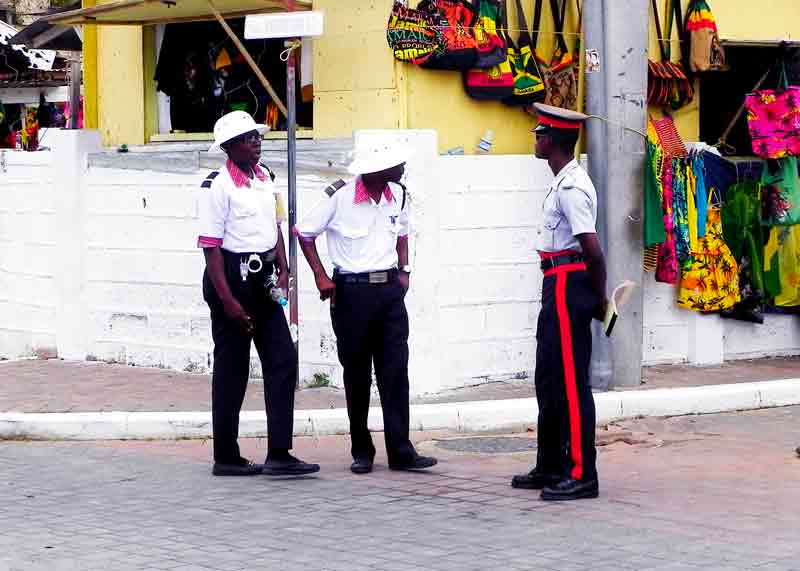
[1,406,799,571]
[1,356,799,413]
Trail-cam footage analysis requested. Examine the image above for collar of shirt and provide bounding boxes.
[226,160,268,189]
[354,176,394,205]
[551,159,579,189]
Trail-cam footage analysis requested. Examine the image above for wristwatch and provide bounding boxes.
[400,265,412,274]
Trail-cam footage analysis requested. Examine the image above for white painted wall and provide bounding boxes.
[1,131,799,395]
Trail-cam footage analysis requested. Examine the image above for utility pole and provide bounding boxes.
[584,0,648,389]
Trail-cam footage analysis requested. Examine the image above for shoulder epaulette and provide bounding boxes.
[200,171,219,189]
[324,179,347,197]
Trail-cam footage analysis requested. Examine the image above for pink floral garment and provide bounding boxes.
[745,86,800,159]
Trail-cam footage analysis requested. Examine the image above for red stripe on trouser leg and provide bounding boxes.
[555,269,584,481]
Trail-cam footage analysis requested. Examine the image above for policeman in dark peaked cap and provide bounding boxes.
[511,103,608,501]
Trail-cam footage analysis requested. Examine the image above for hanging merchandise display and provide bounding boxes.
[647,0,694,110]
[720,180,766,323]
[471,0,507,67]
[386,1,446,65]
[644,137,667,248]
[418,0,480,71]
[760,157,800,227]
[464,0,515,100]
[540,0,579,110]
[745,64,800,160]
[503,0,546,106]
[684,0,727,73]
[764,225,800,307]
[676,189,741,313]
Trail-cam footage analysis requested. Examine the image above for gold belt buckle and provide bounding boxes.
[368,271,389,284]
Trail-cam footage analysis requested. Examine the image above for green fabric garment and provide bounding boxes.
[721,181,764,295]
[643,142,667,248]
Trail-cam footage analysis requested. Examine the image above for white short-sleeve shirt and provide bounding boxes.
[197,162,279,253]
[295,178,409,274]
[537,159,598,253]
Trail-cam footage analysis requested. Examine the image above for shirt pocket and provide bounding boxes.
[543,211,562,231]
[229,193,260,219]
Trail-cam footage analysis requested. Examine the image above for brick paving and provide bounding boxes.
[1,356,799,413]
[1,406,799,570]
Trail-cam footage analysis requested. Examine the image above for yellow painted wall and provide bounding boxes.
[82,0,799,149]
[82,0,146,146]
[314,0,800,153]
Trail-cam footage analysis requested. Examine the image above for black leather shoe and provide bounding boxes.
[262,455,320,476]
[350,457,374,475]
[212,459,262,477]
[389,455,438,471]
[510,469,562,490]
[541,478,599,501]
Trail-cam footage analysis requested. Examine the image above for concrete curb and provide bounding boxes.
[1,379,799,441]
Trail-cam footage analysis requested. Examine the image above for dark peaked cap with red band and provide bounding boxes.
[532,103,588,133]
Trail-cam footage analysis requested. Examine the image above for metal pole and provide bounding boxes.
[286,35,299,389]
[68,60,82,130]
[583,0,613,390]
[586,0,648,389]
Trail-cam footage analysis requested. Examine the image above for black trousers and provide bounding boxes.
[203,250,297,464]
[330,275,417,465]
[535,263,601,482]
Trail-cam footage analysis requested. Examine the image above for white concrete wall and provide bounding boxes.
[1,131,799,395]
[0,150,58,358]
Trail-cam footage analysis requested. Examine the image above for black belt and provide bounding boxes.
[540,253,584,271]
[334,269,398,285]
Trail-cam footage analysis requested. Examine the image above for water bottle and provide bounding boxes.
[270,286,288,307]
[267,275,288,306]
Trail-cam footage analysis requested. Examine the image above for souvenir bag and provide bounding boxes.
[464,0,515,100]
[648,0,694,110]
[759,157,800,227]
[503,0,546,106]
[418,0,480,70]
[677,189,741,312]
[540,0,579,110]
[764,225,800,307]
[745,64,800,159]
[386,1,445,65]
[685,0,727,73]
[471,0,507,67]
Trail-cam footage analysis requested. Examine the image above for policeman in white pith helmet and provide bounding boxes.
[197,110,319,478]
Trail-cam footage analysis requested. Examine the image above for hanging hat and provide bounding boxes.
[346,142,413,175]
[532,103,588,133]
[209,111,268,153]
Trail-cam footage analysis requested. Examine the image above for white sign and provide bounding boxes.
[244,11,324,40]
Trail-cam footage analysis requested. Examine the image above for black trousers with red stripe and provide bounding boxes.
[535,263,602,482]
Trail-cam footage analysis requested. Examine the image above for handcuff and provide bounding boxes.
[239,253,264,282]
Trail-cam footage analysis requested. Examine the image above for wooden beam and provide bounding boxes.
[206,0,288,118]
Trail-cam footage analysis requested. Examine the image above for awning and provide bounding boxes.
[9,2,83,52]
[0,20,57,71]
[42,0,311,26]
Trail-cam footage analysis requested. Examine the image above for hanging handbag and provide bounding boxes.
[540,0,579,110]
[760,157,800,227]
[647,0,694,110]
[464,0,515,100]
[418,0,480,71]
[685,0,727,73]
[472,0,507,68]
[386,1,446,65]
[745,64,800,160]
[503,0,546,106]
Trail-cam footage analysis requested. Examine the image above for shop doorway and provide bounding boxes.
[153,18,312,137]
